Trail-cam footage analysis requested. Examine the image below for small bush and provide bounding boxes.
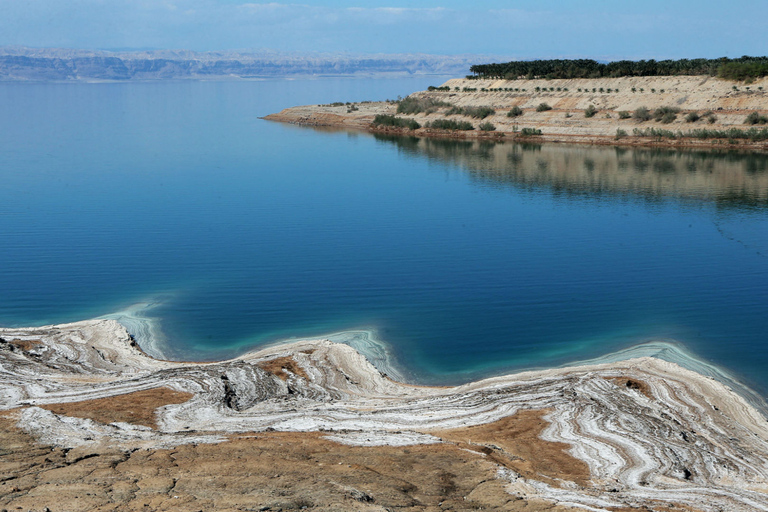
[464,106,496,119]
[702,111,717,124]
[372,115,420,130]
[660,112,677,123]
[507,105,524,117]
[653,106,680,123]
[618,111,632,119]
[634,106,652,121]
[745,111,768,125]
[685,112,700,123]
[615,128,628,140]
[397,96,452,115]
[584,105,598,118]
[479,121,496,131]
[536,102,552,112]
[426,119,474,130]
[520,127,542,136]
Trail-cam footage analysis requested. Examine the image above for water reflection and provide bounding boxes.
[373,135,768,208]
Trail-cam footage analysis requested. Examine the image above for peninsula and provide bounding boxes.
[266,59,768,150]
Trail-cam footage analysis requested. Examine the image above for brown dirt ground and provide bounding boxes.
[258,356,310,381]
[605,377,653,400]
[0,400,704,512]
[38,388,194,429]
[434,410,591,488]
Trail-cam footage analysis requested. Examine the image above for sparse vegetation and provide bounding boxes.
[427,85,451,91]
[445,106,495,118]
[653,106,680,123]
[745,112,768,125]
[633,126,768,141]
[584,105,598,118]
[702,111,717,124]
[634,106,652,121]
[536,103,552,112]
[507,105,524,117]
[465,106,496,119]
[397,96,452,115]
[426,119,474,130]
[685,112,700,123]
[618,111,632,119]
[479,122,496,131]
[519,127,542,136]
[615,128,628,140]
[372,115,420,130]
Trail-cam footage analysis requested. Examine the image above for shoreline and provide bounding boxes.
[35,299,768,416]
[3,319,768,510]
[264,74,768,151]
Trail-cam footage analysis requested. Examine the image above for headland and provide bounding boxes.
[265,75,768,150]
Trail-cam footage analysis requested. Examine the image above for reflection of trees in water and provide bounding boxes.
[371,133,768,208]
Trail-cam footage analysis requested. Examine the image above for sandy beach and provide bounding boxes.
[3,319,768,511]
[264,75,768,151]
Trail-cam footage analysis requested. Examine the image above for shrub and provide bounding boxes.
[372,115,420,130]
[745,112,768,125]
[426,119,474,130]
[618,111,632,119]
[584,104,598,118]
[702,111,717,124]
[536,102,552,112]
[685,112,700,123]
[397,96,452,115]
[631,87,637,93]
[660,112,677,123]
[653,106,680,123]
[507,105,524,117]
[615,128,628,140]
[634,106,652,121]
[445,106,464,115]
[427,85,450,91]
[479,121,496,131]
[464,106,496,119]
[520,127,542,136]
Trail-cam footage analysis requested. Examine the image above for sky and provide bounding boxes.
[1,0,766,59]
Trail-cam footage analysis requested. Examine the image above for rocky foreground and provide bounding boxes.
[2,320,768,511]
[265,75,768,150]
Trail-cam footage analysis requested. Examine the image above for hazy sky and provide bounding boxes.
[2,0,766,59]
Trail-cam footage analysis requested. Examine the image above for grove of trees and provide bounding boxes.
[468,56,768,81]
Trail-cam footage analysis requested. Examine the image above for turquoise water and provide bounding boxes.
[1,80,767,395]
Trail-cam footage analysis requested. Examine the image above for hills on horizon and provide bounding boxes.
[0,46,508,81]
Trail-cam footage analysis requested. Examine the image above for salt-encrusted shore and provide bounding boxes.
[2,319,768,511]
[264,75,768,150]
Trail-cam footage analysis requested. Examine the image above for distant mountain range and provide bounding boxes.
[0,47,509,81]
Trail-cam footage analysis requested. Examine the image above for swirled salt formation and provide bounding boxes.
[2,320,768,511]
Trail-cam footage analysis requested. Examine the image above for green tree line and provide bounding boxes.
[468,56,768,80]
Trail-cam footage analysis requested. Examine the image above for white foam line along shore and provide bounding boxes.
[2,319,768,510]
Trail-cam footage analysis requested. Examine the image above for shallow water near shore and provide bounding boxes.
[1,79,767,395]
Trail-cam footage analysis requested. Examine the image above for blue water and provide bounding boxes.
[1,79,767,394]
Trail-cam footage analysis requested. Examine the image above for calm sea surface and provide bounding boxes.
[1,79,767,393]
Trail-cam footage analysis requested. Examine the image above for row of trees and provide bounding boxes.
[468,56,768,80]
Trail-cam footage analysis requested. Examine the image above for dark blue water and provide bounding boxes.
[1,80,767,393]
